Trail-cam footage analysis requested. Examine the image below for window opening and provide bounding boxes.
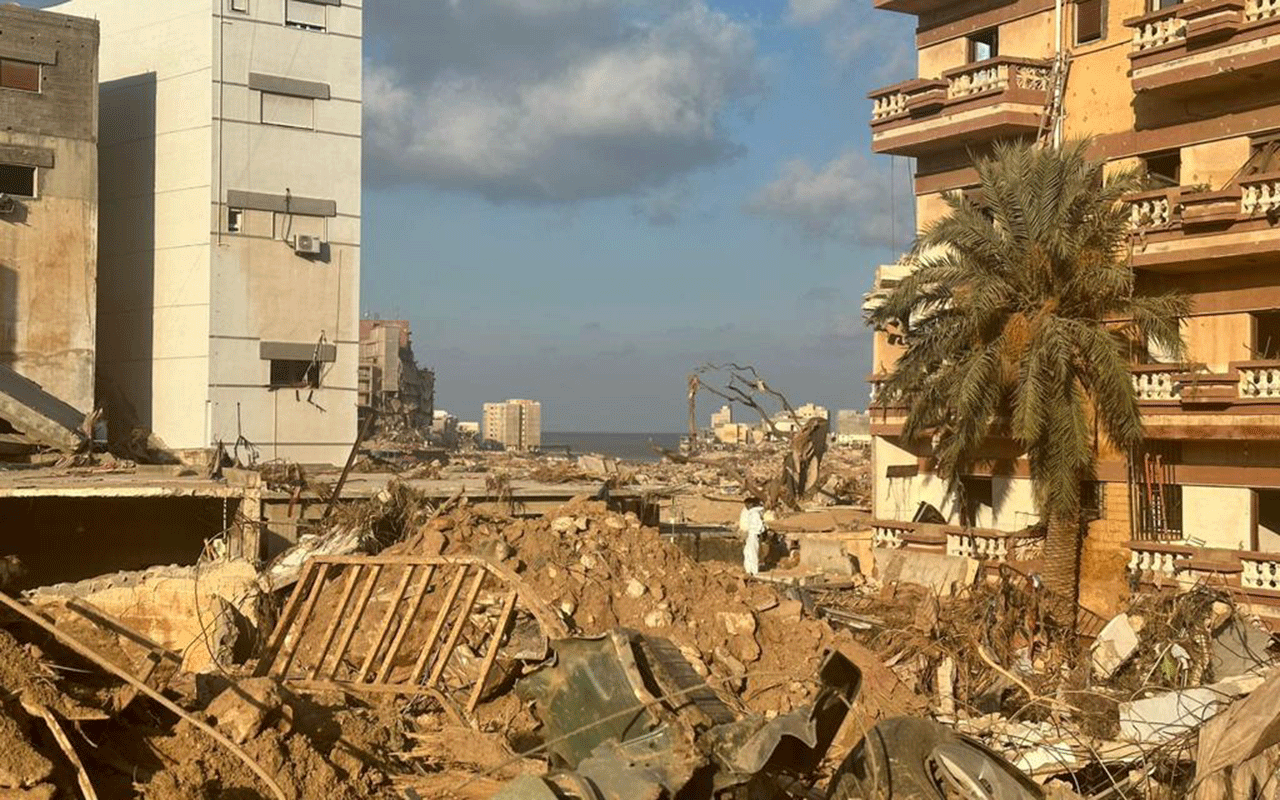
[227,208,243,233]
[270,359,320,389]
[968,28,999,62]
[0,165,36,198]
[1143,150,1181,187]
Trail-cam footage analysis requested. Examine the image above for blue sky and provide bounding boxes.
[37,0,919,431]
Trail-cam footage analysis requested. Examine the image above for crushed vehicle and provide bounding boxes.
[491,629,862,799]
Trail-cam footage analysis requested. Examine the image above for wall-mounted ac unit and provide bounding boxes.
[293,234,323,255]
[0,194,15,215]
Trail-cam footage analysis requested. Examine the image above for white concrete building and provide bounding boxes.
[58,0,362,465]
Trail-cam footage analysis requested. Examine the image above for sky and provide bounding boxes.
[34,0,920,432]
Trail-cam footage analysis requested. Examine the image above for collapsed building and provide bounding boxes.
[357,318,436,439]
[863,0,1280,627]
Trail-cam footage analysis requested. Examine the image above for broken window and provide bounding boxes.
[270,359,320,389]
[1244,134,1280,178]
[960,477,994,529]
[0,58,40,93]
[1076,0,1105,45]
[0,164,36,198]
[1256,489,1280,550]
[1143,150,1181,187]
[261,92,314,129]
[1253,310,1280,359]
[285,0,326,30]
[967,28,999,62]
[227,208,243,233]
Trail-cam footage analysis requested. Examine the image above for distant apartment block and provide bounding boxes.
[358,319,434,433]
[0,6,99,414]
[57,0,362,464]
[710,405,733,429]
[482,399,542,451]
[772,403,829,434]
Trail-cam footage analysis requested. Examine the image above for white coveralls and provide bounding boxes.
[738,506,765,576]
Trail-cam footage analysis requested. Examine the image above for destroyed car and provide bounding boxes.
[492,629,862,799]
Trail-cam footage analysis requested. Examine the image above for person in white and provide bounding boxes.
[738,497,766,576]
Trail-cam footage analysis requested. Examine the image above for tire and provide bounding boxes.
[826,718,1043,800]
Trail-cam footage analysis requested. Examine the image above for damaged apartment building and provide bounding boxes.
[0,1,364,587]
[864,0,1280,623]
[357,318,435,437]
[55,0,365,467]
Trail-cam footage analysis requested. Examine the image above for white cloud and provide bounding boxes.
[364,1,763,204]
[786,0,843,24]
[744,149,915,248]
[785,0,915,81]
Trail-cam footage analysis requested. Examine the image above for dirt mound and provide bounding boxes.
[387,498,915,719]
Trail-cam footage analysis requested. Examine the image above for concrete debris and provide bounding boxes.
[1210,617,1275,680]
[1119,687,1227,745]
[0,363,89,453]
[1091,613,1140,680]
[204,678,285,745]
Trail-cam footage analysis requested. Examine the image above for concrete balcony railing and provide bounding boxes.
[1132,364,1184,401]
[1126,0,1280,96]
[946,526,1044,562]
[1241,172,1280,216]
[1126,180,1280,270]
[868,57,1053,158]
[1238,361,1280,399]
[1127,541,1193,579]
[1243,552,1280,591]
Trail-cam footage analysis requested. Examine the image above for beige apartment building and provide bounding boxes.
[57,0,362,465]
[482,399,542,451]
[0,6,99,415]
[864,0,1280,619]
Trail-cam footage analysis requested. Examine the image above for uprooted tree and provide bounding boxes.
[682,363,828,510]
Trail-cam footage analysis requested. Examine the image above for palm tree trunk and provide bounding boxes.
[1042,511,1082,624]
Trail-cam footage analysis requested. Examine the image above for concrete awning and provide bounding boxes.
[0,364,88,452]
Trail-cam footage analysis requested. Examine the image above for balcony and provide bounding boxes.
[1126,0,1280,97]
[872,519,1044,559]
[1128,540,1280,626]
[1132,361,1280,438]
[868,57,1053,157]
[1126,174,1280,270]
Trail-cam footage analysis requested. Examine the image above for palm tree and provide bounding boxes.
[869,139,1188,616]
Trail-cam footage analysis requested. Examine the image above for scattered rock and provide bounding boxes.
[1092,613,1140,680]
[205,677,284,745]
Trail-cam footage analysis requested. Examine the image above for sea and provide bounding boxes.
[539,432,684,463]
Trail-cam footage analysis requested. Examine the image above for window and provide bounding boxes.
[1245,134,1280,178]
[0,58,40,93]
[1153,0,1182,9]
[1076,0,1104,45]
[968,28,999,62]
[285,0,326,30]
[1131,445,1182,541]
[230,0,249,11]
[1081,481,1105,521]
[960,477,994,528]
[1253,311,1280,359]
[0,164,36,198]
[1143,150,1181,187]
[227,208,243,233]
[261,92,314,129]
[1256,489,1280,550]
[270,359,320,389]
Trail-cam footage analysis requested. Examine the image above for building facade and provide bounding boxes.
[865,0,1280,616]
[482,399,542,451]
[57,0,362,465]
[0,6,99,414]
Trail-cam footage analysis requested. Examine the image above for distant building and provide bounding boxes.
[835,409,870,445]
[772,403,829,434]
[482,399,541,451]
[715,422,763,446]
[431,409,458,446]
[58,0,363,464]
[710,405,733,429]
[457,421,480,436]
[358,319,434,435]
[0,5,100,414]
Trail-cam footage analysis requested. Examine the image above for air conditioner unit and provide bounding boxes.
[293,234,323,255]
[0,194,14,215]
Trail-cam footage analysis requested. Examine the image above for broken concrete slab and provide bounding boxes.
[205,678,284,744]
[796,534,859,576]
[1196,667,1280,781]
[28,560,265,673]
[1091,613,1140,680]
[0,364,87,452]
[1119,687,1225,744]
[577,455,619,477]
[873,549,978,597]
[1211,618,1274,680]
